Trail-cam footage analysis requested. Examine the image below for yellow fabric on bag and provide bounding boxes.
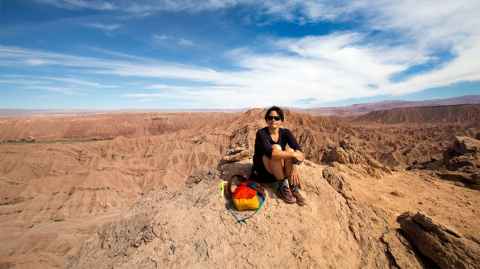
[233,196,260,211]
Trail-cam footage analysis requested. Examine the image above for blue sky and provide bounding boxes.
[1,0,479,109]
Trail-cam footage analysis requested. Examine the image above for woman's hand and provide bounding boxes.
[293,151,305,162]
[290,165,302,188]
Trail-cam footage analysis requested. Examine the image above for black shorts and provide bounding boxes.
[251,156,278,183]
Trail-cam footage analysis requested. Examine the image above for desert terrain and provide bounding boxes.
[0,104,479,268]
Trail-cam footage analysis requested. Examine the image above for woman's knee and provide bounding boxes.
[272,144,282,151]
[272,144,294,153]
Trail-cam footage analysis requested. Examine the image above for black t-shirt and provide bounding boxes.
[252,127,302,170]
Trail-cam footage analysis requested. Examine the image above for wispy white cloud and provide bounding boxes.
[25,58,49,66]
[42,76,116,88]
[0,45,224,82]
[0,45,110,69]
[178,38,195,47]
[27,85,83,95]
[82,22,122,31]
[34,0,356,23]
[36,0,241,13]
[36,0,116,10]
[85,46,155,62]
[152,34,169,41]
[123,86,253,108]
[0,74,114,88]
[0,74,117,96]
[152,34,196,48]
[36,0,351,22]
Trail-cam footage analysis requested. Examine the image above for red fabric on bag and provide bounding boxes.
[233,184,256,199]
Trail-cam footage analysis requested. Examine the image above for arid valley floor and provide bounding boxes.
[0,104,479,268]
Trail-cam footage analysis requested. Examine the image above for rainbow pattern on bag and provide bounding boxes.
[232,181,265,211]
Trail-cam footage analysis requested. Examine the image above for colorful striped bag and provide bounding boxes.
[232,180,266,211]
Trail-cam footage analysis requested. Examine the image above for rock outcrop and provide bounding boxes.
[322,139,391,177]
[381,230,425,269]
[398,212,480,269]
[444,136,480,170]
[439,136,480,189]
[407,136,480,190]
[220,146,250,164]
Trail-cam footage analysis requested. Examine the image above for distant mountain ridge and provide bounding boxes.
[356,103,480,124]
[1,95,479,117]
[306,95,480,116]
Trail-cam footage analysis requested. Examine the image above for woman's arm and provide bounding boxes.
[257,128,303,160]
[293,150,305,162]
[285,129,304,162]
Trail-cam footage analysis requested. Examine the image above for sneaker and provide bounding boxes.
[291,187,306,206]
[278,184,296,204]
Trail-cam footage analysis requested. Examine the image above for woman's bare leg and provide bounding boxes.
[263,145,297,203]
[262,144,286,180]
[284,148,294,182]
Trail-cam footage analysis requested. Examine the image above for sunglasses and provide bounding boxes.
[267,115,282,121]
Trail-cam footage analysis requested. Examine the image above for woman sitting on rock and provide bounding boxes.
[252,106,306,206]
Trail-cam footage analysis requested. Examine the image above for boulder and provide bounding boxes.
[436,171,480,189]
[398,212,480,269]
[452,136,480,155]
[322,166,351,195]
[220,146,250,164]
[445,155,479,171]
[323,146,351,164]
[381,230,424,269]
[435,136,480,190]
